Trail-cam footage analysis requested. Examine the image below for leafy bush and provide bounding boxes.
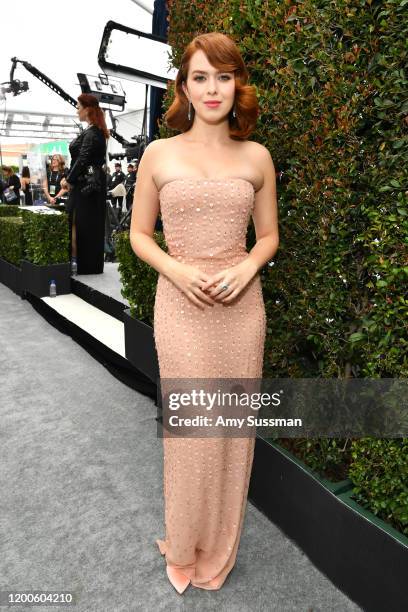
[161,0,407,378]
[115,230,168,324]
[0,217,24,266]
[21,210,70,265]
[276,437,353,482]
[0,204,22,218]
[348,438,408,536]
[0,209,69,267]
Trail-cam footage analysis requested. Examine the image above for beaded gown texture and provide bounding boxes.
[153,177,266,592]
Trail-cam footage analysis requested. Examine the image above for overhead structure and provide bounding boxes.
[97,18,175,147]
[0,110,79,140]
[97,21,176,89]
[77,73,126,111]
[1,58,130,147]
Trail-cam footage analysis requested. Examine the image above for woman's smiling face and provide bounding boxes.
[182,49,235,123]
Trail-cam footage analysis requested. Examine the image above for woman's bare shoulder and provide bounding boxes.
[245,139,271,154]
[143,136,180,166]
[146,135,179,149]
[246,140,274,166]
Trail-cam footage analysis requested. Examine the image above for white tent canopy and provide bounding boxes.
[0,110,79,141]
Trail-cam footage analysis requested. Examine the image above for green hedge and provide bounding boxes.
[162,0,407,379]
[0,217,24,266]
[275,437,408,535]
[0,208,69,266]
[348,438,408,536]
[21,210,70,265]
[0,204,22,218]
[115,230,168,323]
[276,437,353,483]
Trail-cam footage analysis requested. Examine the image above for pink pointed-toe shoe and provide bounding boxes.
[166,565,191,594]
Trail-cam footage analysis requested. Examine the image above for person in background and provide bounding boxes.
[1,166,21,204]
[125,162,136,211]
[61,93,109,274]
[20,166,33,206]
[109,161,125,216]
[0,169,5,203]
[43,154,68,205]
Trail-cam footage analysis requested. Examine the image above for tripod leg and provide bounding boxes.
[72,209,77,257]
[104,201,115,261]
[116,202,132,230]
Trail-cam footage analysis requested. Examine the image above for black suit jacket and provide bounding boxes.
[67,126,106,185]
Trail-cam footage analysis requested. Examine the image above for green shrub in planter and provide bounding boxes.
[114,229,168,325]
[348,438,408,536]
[276,437,353,482]
[22,210,70,265]
[0,217,24,266]
[0,204,22,218]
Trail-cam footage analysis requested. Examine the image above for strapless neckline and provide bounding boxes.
[158,177,255,195]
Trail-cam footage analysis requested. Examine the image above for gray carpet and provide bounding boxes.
[0,283,362,612]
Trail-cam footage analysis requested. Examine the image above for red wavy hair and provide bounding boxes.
[164,32,259,140]
[78,94,110,139]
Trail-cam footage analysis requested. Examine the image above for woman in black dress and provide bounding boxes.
[61,94,109,274]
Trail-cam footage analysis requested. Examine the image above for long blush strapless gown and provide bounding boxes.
[153,177,266,593]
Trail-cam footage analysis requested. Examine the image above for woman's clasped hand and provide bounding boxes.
[168,258,257,309]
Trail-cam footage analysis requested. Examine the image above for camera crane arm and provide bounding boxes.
[8,57,129,147]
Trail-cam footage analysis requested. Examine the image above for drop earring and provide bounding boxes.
[232,104,236,118]
[188,100,192,121]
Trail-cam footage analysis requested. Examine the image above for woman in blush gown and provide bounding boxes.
[130,32,279,594]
